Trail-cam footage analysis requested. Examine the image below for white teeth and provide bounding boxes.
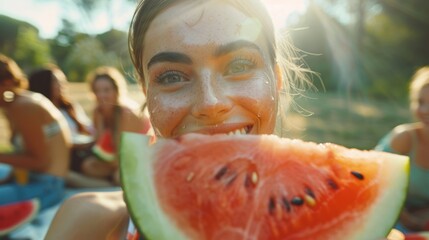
[227,128,247,135]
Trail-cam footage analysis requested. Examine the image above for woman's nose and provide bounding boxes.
[191,70,232,119]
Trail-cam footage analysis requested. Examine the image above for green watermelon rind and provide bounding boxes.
[92,145,115,162]
[0,198,40,235]
[120,132,187,240]
[120,133,409,240]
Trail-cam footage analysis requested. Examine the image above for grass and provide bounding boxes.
[0,83,411,151]
[286,92,411,149]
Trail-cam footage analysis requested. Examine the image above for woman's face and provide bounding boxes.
[414,85,429,126]
[92,77,119,109]
[51,70,66,102]
[142,1,280,137]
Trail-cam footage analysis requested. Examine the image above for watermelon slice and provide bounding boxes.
[92,130,115,161]
[0,198,40,236]
[120,133,409,240]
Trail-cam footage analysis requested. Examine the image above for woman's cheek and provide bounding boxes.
[148,90,190,137]
[228,74,276,109]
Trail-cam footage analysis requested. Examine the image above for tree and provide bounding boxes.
[0,15,38,57]
[64,37,118,82]
[13,27,52,72]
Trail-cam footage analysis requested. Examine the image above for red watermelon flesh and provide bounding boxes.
[92,130,115,161]
[0,198,40,236]
[120,133,409,240]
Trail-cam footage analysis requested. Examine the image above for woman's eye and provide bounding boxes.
[225,59,256,75]
[156,71,188,85]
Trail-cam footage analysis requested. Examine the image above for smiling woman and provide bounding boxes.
[45,0,311,239]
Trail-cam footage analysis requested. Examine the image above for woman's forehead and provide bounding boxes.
[143,1,265,63]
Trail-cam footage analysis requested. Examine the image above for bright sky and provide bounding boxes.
[0,0,308,39]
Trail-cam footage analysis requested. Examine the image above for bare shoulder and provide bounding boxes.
[119,104,140,117]
[45,191,129,240]
[390,123,419,154]
[62,191,125,212]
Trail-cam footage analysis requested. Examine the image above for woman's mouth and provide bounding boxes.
[189,124,254,136]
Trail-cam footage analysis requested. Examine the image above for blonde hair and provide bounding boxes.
[409,66,429,104]
[87,66,128,99]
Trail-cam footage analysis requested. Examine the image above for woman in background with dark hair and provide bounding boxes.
[0,54,71,236]
[28,65,94,175]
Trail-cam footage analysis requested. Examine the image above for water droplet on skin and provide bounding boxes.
[271,96,275,101]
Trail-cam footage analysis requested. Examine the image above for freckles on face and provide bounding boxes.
[142,1,278,137]
[147,87,193,136]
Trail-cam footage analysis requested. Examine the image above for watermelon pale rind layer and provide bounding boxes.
[120,133,187,240]
[92,145,115,162]
[120,132,409,240]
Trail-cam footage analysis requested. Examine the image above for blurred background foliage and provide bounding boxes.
[290,0,429,100]
[1,0,429,97]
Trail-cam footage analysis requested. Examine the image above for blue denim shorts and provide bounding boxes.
[0,170,65,211]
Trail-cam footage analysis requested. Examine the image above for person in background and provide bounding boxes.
[28,65,94,175]
[0,54,71,235]
[375,66,429,232]
[77,66,151,187]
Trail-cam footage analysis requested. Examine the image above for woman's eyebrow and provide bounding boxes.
[146,40,261,69]
[214,40,262,57]
[147,52,193,69]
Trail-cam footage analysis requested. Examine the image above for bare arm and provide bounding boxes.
[0,105,50,172]
[45,191,129,240]
[389,125,413,155]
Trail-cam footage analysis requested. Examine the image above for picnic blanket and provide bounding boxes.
[7,187,121,240]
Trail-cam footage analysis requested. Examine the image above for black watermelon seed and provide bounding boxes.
[305,187,316,199]
[214,166,228,180]
[281,197,291,212]
[268,197,276,214]
[351,171,364,180]
[327,178,339,190]
[290,197,304,206]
